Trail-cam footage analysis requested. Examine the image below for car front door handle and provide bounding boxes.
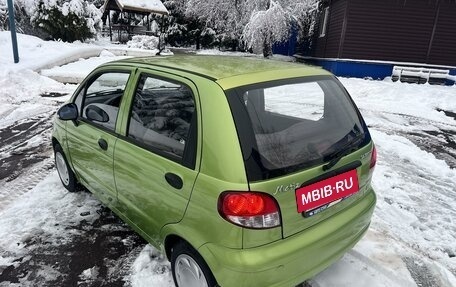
[98,138,108,150]
[165,172,183,190]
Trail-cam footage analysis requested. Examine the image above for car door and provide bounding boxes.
[66,69,133,206]
[113,70,200,244]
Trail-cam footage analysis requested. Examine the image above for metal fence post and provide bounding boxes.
[7,0,19,63]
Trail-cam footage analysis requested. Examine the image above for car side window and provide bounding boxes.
[81,72,130,131]
[128,74,196,161]
[73,88,84,116]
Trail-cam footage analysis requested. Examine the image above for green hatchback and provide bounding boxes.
[52,55,376,287]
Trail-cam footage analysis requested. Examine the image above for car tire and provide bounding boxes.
[54,143,77,192]
[171,241,218,287]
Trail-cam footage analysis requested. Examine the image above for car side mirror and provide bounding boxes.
[86,105,109,123]
[57,103,78,121]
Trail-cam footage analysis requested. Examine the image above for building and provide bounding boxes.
[102,0,168,43]
[299,0,456,84]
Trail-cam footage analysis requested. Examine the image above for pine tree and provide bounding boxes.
[164,0,210,49]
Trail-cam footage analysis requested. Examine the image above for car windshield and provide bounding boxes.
[226,76,370,181]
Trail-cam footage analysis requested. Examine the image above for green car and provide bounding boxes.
[52,55,377,287]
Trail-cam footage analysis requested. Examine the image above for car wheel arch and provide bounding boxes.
[52,137,60,149]
[52,136,81,185]
[164,234,186,260]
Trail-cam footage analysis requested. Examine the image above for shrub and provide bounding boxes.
[32,0,101,42]
[127,35,159,50]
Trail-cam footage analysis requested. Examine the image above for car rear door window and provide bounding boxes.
[81,72,130,131]
[128,74,196,162]
[227,76,369,180]
[263,82,324,121]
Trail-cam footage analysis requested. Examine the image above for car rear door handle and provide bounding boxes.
[98,138,108,150]
[165,172,183,190]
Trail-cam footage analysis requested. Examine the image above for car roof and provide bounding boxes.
[109,55,332,89]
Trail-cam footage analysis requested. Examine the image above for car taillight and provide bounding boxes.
[218,192,281,229]
[370,145,377,169]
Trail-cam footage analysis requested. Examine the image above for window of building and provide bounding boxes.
[319,7,330,37]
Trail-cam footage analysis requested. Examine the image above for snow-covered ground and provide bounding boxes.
[0,33,455,287]
[40,50,130,84]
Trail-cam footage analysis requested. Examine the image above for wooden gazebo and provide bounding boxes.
[102,0,169,42]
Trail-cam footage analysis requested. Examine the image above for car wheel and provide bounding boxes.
[171,241,218,287]
[54,144,77,192]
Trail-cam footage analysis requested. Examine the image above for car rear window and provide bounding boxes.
[226,75,370,181]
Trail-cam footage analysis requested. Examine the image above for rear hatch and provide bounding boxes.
[226,75,374,237]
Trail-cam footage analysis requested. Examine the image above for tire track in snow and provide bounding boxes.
[312,249,416,287]
[361,108,456,170]
[0,158,55,211]
[370,129,456,281]
[354,108,456,284]
[359,108,456,129]
[348,250,416,287]
[0,112,55,211]
[403,256,440,287]
[0,202,147,287]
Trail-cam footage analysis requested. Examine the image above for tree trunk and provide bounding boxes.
[232,39,238,51]
[263,36,273,58]
[196,33,201,50]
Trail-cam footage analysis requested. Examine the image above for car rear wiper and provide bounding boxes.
[322,133,364,171]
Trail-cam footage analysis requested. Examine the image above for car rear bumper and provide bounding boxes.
[198,188,376,287]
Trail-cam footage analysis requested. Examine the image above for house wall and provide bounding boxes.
[427,1,456,66]
[311,0,456,66]
[313,0,347,58]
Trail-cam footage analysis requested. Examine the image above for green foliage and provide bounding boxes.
[1,3,36,36]
[200,28,219,48]
[164,0,222,49]
[33,2,94,42]
[163,2,201,48]
[0,8,6,31]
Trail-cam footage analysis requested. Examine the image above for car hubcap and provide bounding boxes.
[175,254,208,287]
[55,152,70,186]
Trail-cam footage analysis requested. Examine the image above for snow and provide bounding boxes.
[242,1,290,52]
[129,245,173,287]
[0,31,168,123]
[0,69,74,128]
[366,130,456,267]
[41,52,130,84]
[111,0,168,14]
[15,0,102,36]
[0,172,101,265]
[0,31,162,76]
[392,66,451,80]
[127,35,160,51]
[79,266,100,281]
[184,0,318,56]
[196,49,256,57]
[314,250,415,287]
[339,77,456,127]
[0,36,456,286]
[0,32,104,75]
[196,48,296,62]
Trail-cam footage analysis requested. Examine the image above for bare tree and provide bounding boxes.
[243,0,318,57]
[184,0,318,56]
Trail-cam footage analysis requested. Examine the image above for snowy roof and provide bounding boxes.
[103,0,168,15]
